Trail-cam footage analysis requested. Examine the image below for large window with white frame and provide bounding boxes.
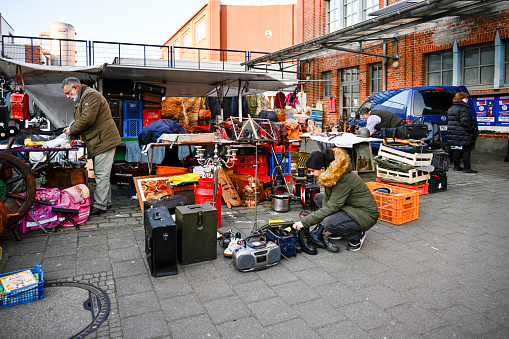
[322,71,332,98]
[364,0,379,19]
[326,0,340,33]
[370,63,383,94]
[183,32,190,51]
[426,50,453,86]
[463,44,495,87]
[344,0,359,27]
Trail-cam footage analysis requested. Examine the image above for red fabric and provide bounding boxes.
[328,97,336,113]
[274,91,286,109]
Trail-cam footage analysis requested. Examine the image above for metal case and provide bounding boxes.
[175,204,217,265]
[144,207,178,277]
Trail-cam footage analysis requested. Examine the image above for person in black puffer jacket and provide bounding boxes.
[447,92,478,173]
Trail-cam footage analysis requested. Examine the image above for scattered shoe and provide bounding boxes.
[290,228,302,253]
[453,165,463,171]
[220,229,233,248]
[298,228,317,255]
[89,207,106,216]
[309,224,326,249]
[346,232,366,251]
[224,232,243,257]
[463,168,478,173]
[323,236,340,253]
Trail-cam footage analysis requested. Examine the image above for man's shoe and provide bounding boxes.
[464,168,478,173]
[453,165,463,171]
[323,236,340,253]
[90,207,106,216]
[327,234,342,240]
[290,228,302,253]
[346,232,366,252]
[298,228,317,255]
[309,224,326,248]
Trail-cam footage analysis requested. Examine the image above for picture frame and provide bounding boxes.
[355,142,375,173]
[133,174,176,211]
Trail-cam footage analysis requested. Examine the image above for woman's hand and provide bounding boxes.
[293,221,304,231]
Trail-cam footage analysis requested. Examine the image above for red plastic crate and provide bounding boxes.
[376,178,428,195]
[234,155,268,164]
[260,142,292,153]
[233,163,268,176]
[142,109,161,127]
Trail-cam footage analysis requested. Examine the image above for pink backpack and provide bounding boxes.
[20,188,61,233]
[55,184,91,227]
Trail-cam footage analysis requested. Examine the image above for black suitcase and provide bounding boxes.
[144,206,178,277]
[134,82,166,96]
[143,195,190,215]
[175,204,217,265]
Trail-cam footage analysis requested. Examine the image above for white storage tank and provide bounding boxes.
[49,22,76,66]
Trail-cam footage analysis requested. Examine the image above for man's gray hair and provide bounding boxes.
[61,77,81,89]
[359,107,370,116]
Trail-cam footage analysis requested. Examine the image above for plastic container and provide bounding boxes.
[142,108,161,128]
[123,100,143,119]
[268,152,292,176]
[376,178,428,195]
[431,151,450,171]
[366,181,419,225]
[233,163,268,176]
[123,119,143,137]
[0,264,44,309]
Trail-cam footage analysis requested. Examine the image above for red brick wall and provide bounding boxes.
[300,0,509,127]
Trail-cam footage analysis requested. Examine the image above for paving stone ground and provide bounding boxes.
[1,149,508,339]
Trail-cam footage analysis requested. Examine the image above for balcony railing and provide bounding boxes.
[1,35,269,72]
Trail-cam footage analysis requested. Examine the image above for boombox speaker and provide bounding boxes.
[233,234,281,272]
[144,206,177,277]
[175,204,217,265]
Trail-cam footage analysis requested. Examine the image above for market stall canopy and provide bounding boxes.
[0,58,296,127]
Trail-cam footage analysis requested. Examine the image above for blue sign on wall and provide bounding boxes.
[473,97,496,126]
[497,96,509,126]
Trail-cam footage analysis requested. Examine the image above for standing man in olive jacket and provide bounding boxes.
[293,148,379,252]
[447,92,478,173]
[62,77,122,215]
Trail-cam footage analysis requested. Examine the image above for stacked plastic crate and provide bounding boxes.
[375,144,433,194]
[428,149,449,193]
[123,100,143,137]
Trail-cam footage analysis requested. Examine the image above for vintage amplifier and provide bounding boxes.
[144,206,178,277]
[175,204,217,265]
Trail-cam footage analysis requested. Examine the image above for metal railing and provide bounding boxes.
[1,35,269,72]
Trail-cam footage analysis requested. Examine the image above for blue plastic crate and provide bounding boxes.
[123,119,142,137]
[268,152,292,176]
[123,100,142,120]
[0,264,44,309]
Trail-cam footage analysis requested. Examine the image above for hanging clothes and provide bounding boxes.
[328,96,337,113]
[256,94,270,114]
[246,95,258,115]
[274,91,286,110]
[285,92,300,107]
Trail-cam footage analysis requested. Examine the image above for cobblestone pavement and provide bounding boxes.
[1,151,508,339]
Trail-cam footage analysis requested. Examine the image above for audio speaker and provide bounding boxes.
[144,206,177,277]
[236,254,255,271]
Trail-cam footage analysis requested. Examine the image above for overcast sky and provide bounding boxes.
[0,0,208,45]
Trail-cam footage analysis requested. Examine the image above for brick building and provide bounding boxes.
[164,0,299,63]
[246,0,509,152]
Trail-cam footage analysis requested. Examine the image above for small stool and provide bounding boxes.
[52,207,80,231]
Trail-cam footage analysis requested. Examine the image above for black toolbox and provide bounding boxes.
[175,204,217,265]
[144,206,178,277]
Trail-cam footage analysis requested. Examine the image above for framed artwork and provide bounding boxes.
[133,174,175,211]
[355,142,374,173]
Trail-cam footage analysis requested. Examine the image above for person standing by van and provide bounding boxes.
[358,107,405,136]
[447,92,478,173]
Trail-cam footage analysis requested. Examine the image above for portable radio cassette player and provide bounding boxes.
[232,234,281,272]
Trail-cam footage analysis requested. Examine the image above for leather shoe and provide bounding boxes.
[323,236,340,253]
[290,229,302,253]
[298,228,317,255]
[453,165,463,171]
[309,224,326,249]
[90,207,106,216]
[464,168,478,173]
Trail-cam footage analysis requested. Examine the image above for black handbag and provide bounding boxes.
[380,119,428,141]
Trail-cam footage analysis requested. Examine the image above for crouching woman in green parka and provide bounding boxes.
[293,147,379,252]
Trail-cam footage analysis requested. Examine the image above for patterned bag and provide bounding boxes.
[265,226,296,257]
[54,184,91,227]
[20,188,61,233]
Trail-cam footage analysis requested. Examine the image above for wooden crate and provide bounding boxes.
[376,166,430,184]
[379,144,433,167]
